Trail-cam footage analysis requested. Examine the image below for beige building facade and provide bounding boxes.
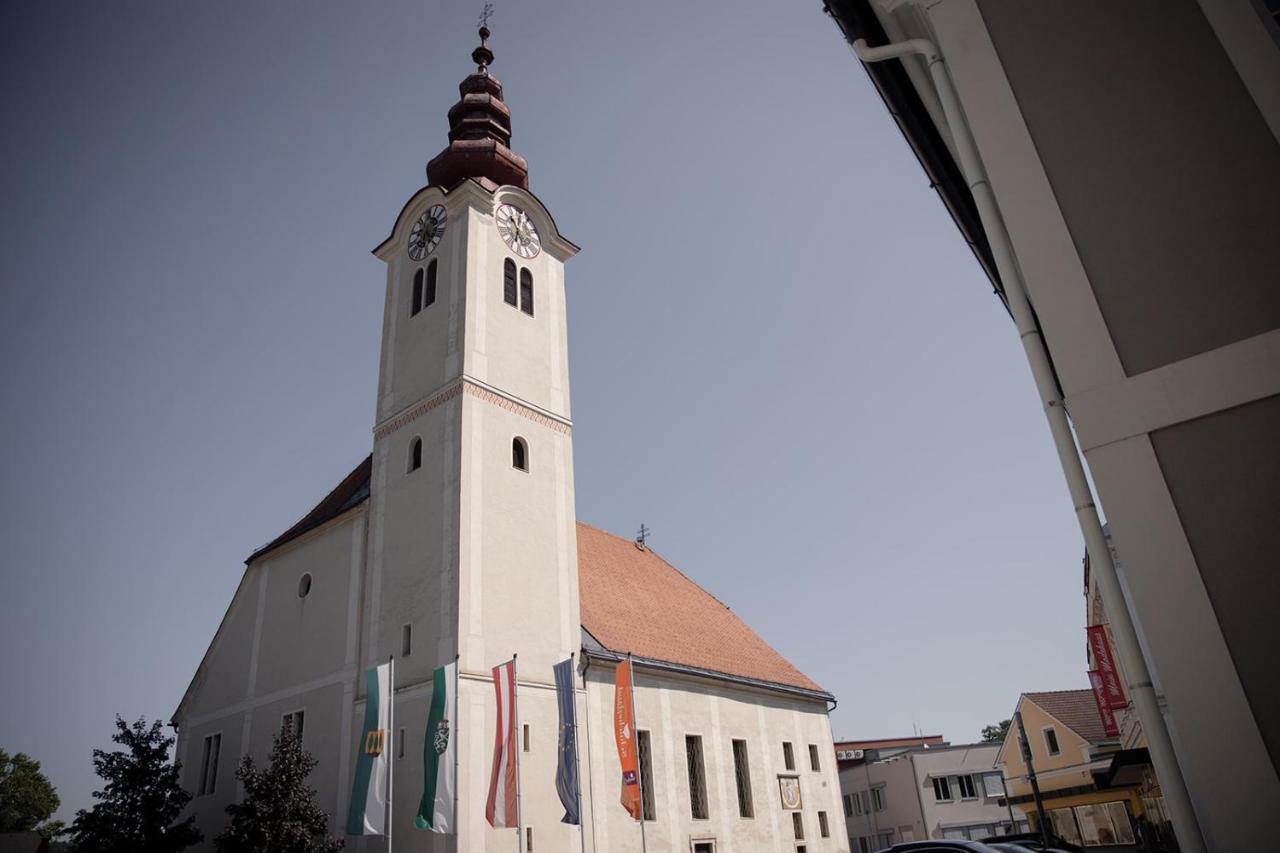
[173,26,844,853]
[825,2,1280,849]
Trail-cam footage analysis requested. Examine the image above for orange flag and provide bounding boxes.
[613,658,642,819]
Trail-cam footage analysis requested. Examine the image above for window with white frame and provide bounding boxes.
[956,774,977,799]
[983,772,1006,799]
[282,709,305,743]
[854,790,868,814]
[1043,727,1061,756]
[871,785,885,811]
[198,733,221,796]
[932,776,953,802]
[843,793,853,817]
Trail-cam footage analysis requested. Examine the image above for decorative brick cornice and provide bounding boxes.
[373,378,571,439]
[373,382,463,439]
[462,382,571,434]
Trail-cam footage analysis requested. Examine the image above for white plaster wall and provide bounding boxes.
[175,511,366,851]
[184,567,262,714]
[180,710,245,847]
[582,663,846,853]
[460,187,573,419]
[378,187,466,421]
[254,518,362,693]
[367,396,461,686]
[456,395,579,679]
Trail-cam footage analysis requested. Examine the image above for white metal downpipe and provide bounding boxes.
[851,37,1207,853]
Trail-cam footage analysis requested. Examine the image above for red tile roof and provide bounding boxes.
[248,457,827,697]
[1025,689,1111,744]
[577,522,826,695]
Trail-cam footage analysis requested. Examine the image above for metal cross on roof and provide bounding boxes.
[478,2,494,30]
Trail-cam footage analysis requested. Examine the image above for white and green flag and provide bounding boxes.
[347,662,391,836]
[415,660,458,833]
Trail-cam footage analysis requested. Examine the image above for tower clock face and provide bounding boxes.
[408,204,447,261]
[495,203,541,259]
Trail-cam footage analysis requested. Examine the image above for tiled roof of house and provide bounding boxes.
[577,522,826,696]
[1025,689,1109,744]
[246,455,826,697]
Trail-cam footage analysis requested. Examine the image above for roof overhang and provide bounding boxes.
[580,643,835,705]
[822,0,1007,312]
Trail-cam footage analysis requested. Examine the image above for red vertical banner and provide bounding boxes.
[1086,625,1128,709]
[1089,670,1122,737]
[484,660,518,828]
[613,659,642,819]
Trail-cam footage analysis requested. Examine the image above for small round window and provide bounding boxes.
[298,573,313,599]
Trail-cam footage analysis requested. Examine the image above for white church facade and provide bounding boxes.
[172,26,844,853]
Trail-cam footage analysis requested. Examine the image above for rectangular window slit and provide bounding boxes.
[732,738,753,818]
[637,729,656,821]
[685,734,708,820]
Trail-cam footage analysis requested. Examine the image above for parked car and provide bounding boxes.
[977,832,1083,853]
[986,844,1077,853]
[876,843,1013,853]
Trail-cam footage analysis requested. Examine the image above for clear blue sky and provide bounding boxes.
[1,0,1090,821]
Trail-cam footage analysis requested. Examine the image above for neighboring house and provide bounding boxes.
[1085,530,1176,844]
[839,742,1019,850]
[823,2,1280,849]
[997,692,1139,848]
[170,24,845,853]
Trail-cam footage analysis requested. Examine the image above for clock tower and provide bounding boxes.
[364,25,581,851]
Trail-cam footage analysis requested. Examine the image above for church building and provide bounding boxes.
[172,26,843,853]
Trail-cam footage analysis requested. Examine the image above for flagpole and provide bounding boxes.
[387,654,395,853]
[627,653,648,853]
[513,654,523,853]
[453,653,460,838]
[571,653,586,853]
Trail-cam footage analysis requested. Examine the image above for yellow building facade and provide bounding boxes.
[996,692,1142,847]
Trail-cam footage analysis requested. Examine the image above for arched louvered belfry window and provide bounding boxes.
[425,259,438,307]
[519,268,533,316]
[411,268,424,316]
[503,258,517,306]
[409,437,422,472]
[512,437,528,472]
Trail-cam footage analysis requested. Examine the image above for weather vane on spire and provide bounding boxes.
[478,2,494,30]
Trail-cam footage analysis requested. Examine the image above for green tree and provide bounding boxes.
[67,717,201,853]
[214,722,342,853]
[0,748,60,832]
[981,719,1012,743]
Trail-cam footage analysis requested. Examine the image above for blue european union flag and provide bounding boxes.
[553,657,581,825]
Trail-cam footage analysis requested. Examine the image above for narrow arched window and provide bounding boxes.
[409,437,422,472]
[512,437,528,471]
[425,259,437,307]
[411,268,424,316]
[503,258,517,306]
[519,268,533,316]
